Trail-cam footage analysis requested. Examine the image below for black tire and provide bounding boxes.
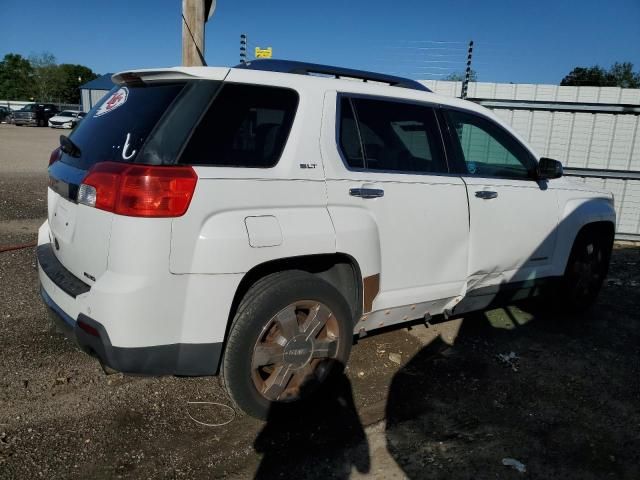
[557,227,613,312]
[222,271,353,419]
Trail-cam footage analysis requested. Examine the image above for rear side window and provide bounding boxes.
[338,98,364,168]
[62,83,186,170]
[338,96,447,174]
[179,84,298,168]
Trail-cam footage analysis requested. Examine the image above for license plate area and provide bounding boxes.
[51,198,77,244]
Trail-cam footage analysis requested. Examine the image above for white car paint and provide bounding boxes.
[48,110,83,129]
[37,64,615,361]
[320,91,470,315]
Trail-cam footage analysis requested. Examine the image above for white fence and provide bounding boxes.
[421,80,640,239]
[1,100,81,112]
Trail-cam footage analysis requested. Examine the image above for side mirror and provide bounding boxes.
[538,157,563,180]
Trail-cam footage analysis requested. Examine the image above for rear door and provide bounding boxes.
[323,93,469,312]
[440,108,559,289]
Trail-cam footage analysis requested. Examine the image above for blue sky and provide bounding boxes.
[1,0,639,84]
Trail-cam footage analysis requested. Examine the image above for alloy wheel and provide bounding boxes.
[251,300,341,402]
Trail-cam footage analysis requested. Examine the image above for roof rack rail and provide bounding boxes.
[234,59,431,93]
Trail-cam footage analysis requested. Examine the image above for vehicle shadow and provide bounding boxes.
[383,285,638,479]
[253,367,370,479]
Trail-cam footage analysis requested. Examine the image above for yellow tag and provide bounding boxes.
[255,47,273,59]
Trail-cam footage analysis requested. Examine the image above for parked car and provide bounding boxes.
[13,103,59,126]
[38,60,615,419]
[0,106,13,123]
[48,110,85,129]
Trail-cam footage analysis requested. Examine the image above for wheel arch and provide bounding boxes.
[560,220,615,274]
[230,253,363,320]
[216,253,364,373]
[553,197,616,275]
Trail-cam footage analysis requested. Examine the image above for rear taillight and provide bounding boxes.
[77,162,197,218]
[49,147,62,166]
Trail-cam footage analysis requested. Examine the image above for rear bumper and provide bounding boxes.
[38,241,223,376]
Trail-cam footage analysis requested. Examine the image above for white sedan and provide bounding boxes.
[48,110,85,129]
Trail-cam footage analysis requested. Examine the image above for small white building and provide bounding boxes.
[80,74,114,112]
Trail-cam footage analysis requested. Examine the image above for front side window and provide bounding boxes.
[180,84,298,168]
[338,96,447,174]
[444,109,535,179]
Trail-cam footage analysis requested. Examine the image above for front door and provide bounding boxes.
[441,108,559,291]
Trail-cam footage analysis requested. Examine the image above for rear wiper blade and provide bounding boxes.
[59,135,81,158]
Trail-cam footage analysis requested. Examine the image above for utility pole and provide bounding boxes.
[182,0,216,66]
[240,34,247,64]
[461,40,474,99]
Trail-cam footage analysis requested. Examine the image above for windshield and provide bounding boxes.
[61,83,186,170]
[21,104,35,111]
[59,111,76,117]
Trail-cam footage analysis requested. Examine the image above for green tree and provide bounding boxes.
[444,70,478,82]
[608,62,640,89]
[561,63,640,88]
[29,51,63,101]
[0,53,34,99]
[57,64,98,104]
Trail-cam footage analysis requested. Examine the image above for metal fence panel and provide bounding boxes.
[421,80,640,238]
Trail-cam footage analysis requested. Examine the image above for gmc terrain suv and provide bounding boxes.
[38,60,615,419]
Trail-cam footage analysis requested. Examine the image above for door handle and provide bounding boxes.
[349,187,384,199]
[475,190,498,199]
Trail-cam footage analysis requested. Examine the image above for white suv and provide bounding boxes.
[38,60,615,418]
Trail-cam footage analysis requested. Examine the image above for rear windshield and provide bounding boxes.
[61,83,186,170]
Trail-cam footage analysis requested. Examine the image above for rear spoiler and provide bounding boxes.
[112,67,230,85]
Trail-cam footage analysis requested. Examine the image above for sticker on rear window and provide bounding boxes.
[94,87,129,117]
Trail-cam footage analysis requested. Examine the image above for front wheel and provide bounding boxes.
[222,271,353,419]
[559,228,613,312]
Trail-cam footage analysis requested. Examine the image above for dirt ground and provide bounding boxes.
[1,124,639,479]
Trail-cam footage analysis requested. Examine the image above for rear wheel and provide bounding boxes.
[558,228,612,312]
[222,271,353,419]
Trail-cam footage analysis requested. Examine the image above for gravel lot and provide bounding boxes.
[1,124,639,479]
[0,125,53,248]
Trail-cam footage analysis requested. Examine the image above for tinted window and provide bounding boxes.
[338,98,364,168]
[445,109,534,179]
[61,83,186,170]
[339,96,447,174]
[180,84,298,168]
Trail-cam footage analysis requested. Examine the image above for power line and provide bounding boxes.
[404,40,467,44]
[384,46,467,52]
[412,66,456,70]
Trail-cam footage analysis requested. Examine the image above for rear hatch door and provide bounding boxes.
[47,78,198,284]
